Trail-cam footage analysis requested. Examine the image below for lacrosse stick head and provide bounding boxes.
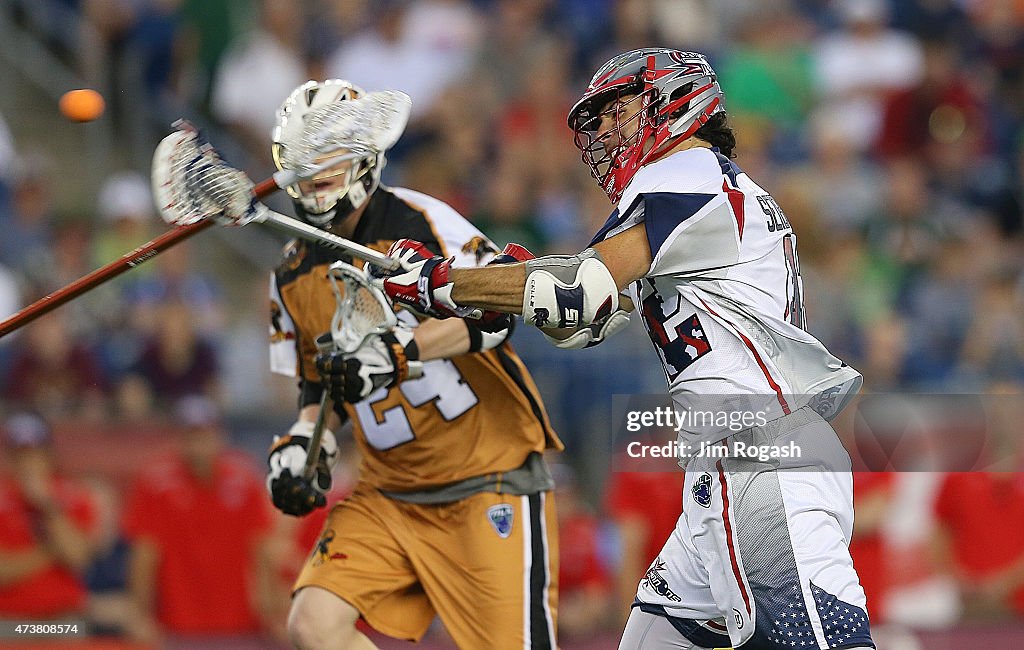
[152,122,257,227]
[272,81,412,228]
[324,261,398,354]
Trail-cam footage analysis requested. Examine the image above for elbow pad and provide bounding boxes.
[522,249,618,330]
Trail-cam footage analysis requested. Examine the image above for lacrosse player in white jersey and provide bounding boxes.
[374,49,875,650]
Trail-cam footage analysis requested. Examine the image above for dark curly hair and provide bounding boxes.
[694,113,736,158]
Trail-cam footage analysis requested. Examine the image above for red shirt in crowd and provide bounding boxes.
[934,472,1024,614]
[848,472,894,620]
[605,471,682,567]
[559,512,611,597]
[121,452,272,634]
[0,477,97,618]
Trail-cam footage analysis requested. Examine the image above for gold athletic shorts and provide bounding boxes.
[294,482,559,649]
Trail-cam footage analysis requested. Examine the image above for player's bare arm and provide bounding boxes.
[447,225,650,313]
[409,316,471,360]
[447,262,525,313]
[296,403,342,428]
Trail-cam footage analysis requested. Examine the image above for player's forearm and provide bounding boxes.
[450,264,527,314]
[447,231,648,314]
[298,398,342,430]
[413,317,470,360]
[298,403,323,423]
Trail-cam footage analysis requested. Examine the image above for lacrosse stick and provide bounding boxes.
[0,91,411,338]
[303,261,423,480]
[0,143,351,338]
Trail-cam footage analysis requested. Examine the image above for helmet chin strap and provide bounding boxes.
[300,203,337,227]
[348,180,368,210]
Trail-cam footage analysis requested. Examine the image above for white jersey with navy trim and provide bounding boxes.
[591,147,862,440]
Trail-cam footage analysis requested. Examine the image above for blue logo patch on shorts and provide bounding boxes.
[487,504,514,538]
[692,473,713,508]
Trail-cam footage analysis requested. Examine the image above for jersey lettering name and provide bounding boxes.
[758,195,791,232]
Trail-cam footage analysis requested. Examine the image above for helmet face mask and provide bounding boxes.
[272,79,384,228]
[568,49,725,202]
[573,89,655,201]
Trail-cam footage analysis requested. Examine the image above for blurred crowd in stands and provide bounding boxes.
[2,0,1024,646]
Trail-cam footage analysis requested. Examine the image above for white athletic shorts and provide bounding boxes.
[630,406,874,649]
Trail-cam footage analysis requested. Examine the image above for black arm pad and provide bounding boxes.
[465,316,514,353]
[298,378,349,423]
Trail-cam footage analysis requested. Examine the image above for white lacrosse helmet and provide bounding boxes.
[272,79,384,228]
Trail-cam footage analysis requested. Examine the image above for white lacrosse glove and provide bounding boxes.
[315,326,419,403]
[266,421,339,516]
[542,309,631,349]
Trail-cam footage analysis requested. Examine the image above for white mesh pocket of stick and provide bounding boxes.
[152,124,257,226]
[325,261,398,354]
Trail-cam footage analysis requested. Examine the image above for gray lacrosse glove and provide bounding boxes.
[315,326,419,403]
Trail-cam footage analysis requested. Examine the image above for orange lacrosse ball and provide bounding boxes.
[59,89,105,122]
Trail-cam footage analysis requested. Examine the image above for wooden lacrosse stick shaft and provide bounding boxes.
[0,177,278,338]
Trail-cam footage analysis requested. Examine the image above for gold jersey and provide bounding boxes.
[270,186,561,492]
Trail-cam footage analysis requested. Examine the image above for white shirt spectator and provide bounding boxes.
[211,30,306,141]
[813,0,924,149]
[0,262,20,331]
[327,0,481,119]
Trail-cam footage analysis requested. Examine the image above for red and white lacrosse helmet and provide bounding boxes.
[567,49,725,202]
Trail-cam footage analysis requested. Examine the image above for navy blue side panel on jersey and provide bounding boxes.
[589,206,626,247]
[641,192,716,255]
[640,280,713,381]
[633,602,732,648]
[588,192,715,253]
[713,148,743,186]
[811,582,874,648]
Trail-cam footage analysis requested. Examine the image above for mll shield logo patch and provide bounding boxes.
[692,473,713,508]
[487,504,514,538]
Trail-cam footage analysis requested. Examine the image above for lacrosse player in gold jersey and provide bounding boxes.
[261,80,563,650]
